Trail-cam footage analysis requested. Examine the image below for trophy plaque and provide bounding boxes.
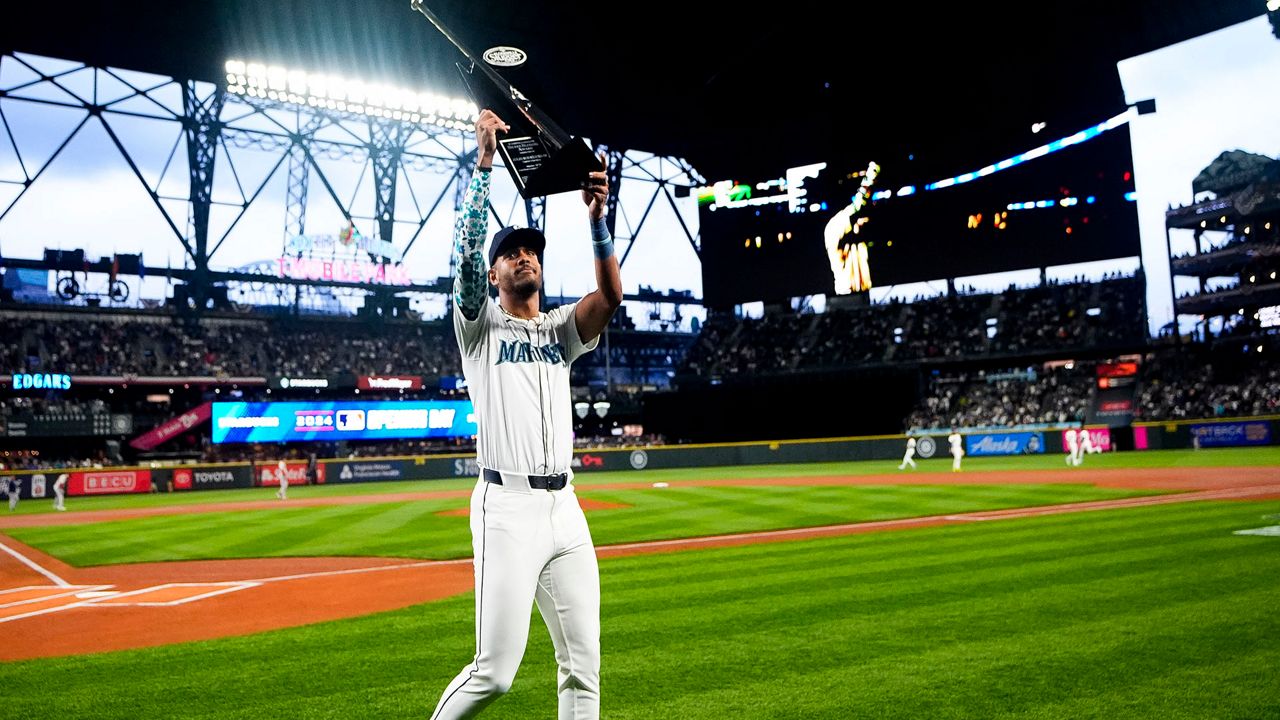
[411,0,603,198]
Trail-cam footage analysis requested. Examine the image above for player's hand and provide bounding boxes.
[475,109,509,168]
[582,152,609,221]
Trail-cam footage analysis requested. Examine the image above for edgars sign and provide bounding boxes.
[12,373,72,390]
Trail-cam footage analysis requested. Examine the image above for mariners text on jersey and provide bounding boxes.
[496,339,568,366]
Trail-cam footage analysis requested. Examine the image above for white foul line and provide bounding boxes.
[0,539,70,587]
[0,585,110,610]
[245,558,471,584]
[0,601,92,624]
[92,582,262,607]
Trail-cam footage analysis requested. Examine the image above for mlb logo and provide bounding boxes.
[337,410,366,432]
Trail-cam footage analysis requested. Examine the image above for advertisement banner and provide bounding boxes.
[330,460,407,483]
[965,432,1045,456]
[212,401,477,444]
[1189,421,1272,448]
[257,462,323,487]
[129,402,212,450]
[172,466,253,491]
[67,470,152,496]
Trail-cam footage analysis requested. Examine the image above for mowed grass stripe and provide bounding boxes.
[599,504,1263,645]
[7,484,1157,567]
[588,503,1280,720]
[615,582,1277,720]
[1020,648,1279,720]
[582,483,1154,538]
[3,499,1276,719]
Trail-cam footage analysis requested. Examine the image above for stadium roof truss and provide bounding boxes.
[0,52,703,311]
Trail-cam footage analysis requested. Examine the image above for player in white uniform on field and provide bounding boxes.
[1080,427,1099,455]
[1064,428,1080,466]
[275,459,289,499]
[898,436,917,470]
[948,430,964,472]
[53,473,69,511]
[431,109,621,720]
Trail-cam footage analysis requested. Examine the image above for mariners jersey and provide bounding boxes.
[452,168,598,477]
[455,301,596,475]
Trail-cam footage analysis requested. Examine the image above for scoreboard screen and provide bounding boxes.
[697,127,1139,307]
[211,401,477,443]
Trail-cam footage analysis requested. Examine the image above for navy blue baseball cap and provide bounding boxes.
[488,226,546,266]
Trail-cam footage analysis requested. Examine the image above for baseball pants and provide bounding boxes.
[432,477,601,720]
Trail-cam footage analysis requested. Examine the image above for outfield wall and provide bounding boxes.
[1131,415,1279,451]
[2,417,1275,499]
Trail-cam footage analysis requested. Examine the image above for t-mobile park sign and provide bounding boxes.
[277,257,411,286]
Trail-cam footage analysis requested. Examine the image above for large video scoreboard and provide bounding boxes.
[697,128,1139,307]
[212,401,476,443]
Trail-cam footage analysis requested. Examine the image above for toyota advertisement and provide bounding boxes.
[211,401,478,443]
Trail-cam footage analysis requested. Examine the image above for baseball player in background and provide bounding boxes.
[52,473,68,511]
[898,436,917,470]
[1080,427,1100,455]
[1064,428,1079,466]
[275,459,289,500]
[948,429,963,472]
[6,476,20,511]
[430,109,620,720]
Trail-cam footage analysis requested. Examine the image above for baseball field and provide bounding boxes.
[1,448,1278,719]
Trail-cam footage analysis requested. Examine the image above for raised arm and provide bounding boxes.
[453,110,509,321]
[574,154,623,343]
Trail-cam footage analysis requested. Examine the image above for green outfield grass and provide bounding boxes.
[5,446,1278,518]
[2,498,1277,719]
[6,483,1161,566]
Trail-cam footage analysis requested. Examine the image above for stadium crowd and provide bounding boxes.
[903,364,1093,431]
[1,313,462,378]
[1134,354,1280,421]
[681,276,1146,377]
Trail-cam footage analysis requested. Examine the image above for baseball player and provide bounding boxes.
[275,459,289,500]
[52,473,68,511]
[898,436,917,470]
[948,429,963,472]
[1065,428,1081,466]
[430,109,620,720]
[1080,427,1100,455]
[6,476,20,511]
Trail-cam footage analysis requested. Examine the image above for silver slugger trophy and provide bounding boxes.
[410,0,603,198]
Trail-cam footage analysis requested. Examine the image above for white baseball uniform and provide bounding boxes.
[1065,429,1080,466]
[53,473,68,511]
[6,477,20,511]
[1081,428,1100,454]
[948,432,963,472]
[276,461,288,499]
[898,437,917,469]
[432,168,602,720]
